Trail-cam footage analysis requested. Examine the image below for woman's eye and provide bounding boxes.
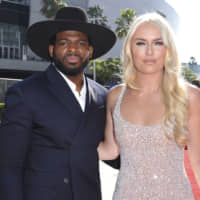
[155,41,164,45]
[136,42,145,46]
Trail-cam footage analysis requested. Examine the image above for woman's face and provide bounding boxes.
[131,22,167,75]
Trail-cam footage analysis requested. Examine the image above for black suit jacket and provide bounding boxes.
[0,64,109,200]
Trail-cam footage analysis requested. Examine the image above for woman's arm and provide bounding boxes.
[187,86,200,188]
[98,86,122,160]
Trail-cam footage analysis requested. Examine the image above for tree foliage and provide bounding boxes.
[87,5,109,27]
[40,0,67,18]
[0,103,5,121]
[89,57,122,86]
[189,56,197,65]
[182,66,197,83]
[115,8,136,39]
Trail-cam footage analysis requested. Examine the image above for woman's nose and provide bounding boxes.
[146,44,153,55]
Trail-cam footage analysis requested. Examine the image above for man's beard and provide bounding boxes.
[52,51,89,76]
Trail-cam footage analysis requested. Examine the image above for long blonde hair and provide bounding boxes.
[122,13,189,147]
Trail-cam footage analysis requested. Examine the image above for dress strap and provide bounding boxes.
[114,84,126,115]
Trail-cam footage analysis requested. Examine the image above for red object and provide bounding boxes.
[184,150,200,200]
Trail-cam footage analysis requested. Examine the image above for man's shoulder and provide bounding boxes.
[10,70,46,93]
[87,77,108,93]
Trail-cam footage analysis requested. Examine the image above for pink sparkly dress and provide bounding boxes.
[112,86,194,200]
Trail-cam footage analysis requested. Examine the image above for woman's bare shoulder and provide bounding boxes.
[187,84,200,115]
[188,84,200,104]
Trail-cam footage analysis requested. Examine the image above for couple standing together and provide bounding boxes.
[0,6,200,200]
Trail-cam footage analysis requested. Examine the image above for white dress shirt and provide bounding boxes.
[56,69,87,112]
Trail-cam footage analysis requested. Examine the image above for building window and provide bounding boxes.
[3,46,8,58]
[0,23,26,59]
[0,45,20,59]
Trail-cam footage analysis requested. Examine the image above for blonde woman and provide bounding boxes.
[98,13,200,199]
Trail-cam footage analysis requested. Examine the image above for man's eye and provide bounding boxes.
[79,42,87,46]
[56,40,69,46]
[60,42,68,46]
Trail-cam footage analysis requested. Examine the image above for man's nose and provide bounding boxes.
[68,43,78,53]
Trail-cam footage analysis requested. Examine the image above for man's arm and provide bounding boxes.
[0,85,32,200]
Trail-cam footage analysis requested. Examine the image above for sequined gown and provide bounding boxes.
[112,86,194,200]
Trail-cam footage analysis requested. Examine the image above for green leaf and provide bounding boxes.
[87,5,109,27]
[89,57,122,86]
[115,8,136,39]
[40,0,67,18]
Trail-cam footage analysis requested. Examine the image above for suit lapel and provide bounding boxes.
[85,78,100,113]
[45,64,83,117]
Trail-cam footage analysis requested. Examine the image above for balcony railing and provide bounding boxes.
[0,27,24,59]
[0,45,20,59]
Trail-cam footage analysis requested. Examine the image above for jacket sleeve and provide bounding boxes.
[0,85,32,200]
[103,156,121,169]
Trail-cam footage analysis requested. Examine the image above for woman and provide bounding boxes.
[98,13,200,199]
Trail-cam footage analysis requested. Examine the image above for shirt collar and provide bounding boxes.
[55,67,87,96]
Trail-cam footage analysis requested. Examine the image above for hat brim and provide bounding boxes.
[27,20,116,60]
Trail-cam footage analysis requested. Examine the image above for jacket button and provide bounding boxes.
[64,178,69,184]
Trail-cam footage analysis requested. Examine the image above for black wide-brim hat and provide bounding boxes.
[27,6,116,60]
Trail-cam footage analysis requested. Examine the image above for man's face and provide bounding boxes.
[49,30,93,76]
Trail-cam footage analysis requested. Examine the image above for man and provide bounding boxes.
[0,6,117,200]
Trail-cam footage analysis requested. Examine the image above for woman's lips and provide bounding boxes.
[143,59,156,64]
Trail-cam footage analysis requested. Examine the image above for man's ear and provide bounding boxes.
[89,46,94,59]
[49,45,54,58]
